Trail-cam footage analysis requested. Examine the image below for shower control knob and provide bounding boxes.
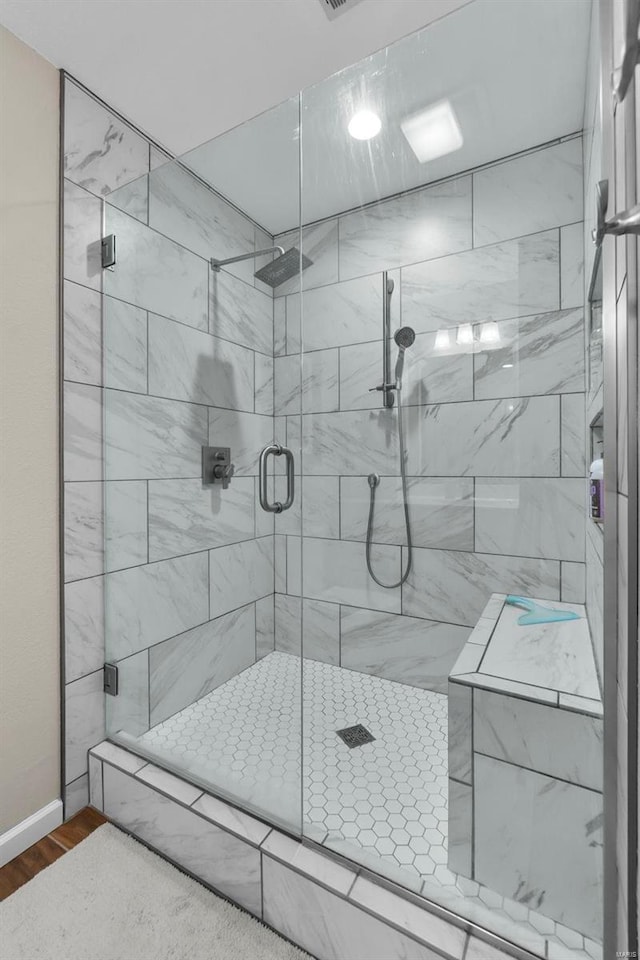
[212,462,235,489]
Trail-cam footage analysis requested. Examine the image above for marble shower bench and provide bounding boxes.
[447,594,603,943]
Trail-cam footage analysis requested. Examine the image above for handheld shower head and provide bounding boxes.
[394,326,416,382]
[394,326,416,350]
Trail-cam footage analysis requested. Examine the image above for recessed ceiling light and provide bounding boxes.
[348,110,382,141]
[401,99,463,164]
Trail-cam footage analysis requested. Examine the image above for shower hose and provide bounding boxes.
[365,381,412,589]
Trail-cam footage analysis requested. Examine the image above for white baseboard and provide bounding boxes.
[0,799,63,867]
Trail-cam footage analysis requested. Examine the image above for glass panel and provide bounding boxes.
[102,95,303,835]
[299,1,602,957]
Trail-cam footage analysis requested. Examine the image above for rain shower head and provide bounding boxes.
[254,247,313,288]
[394,326,416,350]
[210,245,313,289]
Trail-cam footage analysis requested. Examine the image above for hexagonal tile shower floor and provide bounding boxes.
[134,651,600,960]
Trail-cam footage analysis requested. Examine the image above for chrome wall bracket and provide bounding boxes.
[592,179,640,247]
[612,0,639,103]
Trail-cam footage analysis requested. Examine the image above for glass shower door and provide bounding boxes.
[101,94,304,835]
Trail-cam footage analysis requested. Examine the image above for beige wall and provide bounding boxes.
[0,25,60,833]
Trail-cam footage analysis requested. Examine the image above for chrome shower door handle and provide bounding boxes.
[258,443,295,513]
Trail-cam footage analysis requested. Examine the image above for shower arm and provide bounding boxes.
[210,246,285,271]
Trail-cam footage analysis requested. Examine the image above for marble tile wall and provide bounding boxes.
[62,78,276,814]
[273,137,587,691]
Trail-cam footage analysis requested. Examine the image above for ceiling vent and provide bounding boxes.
[317,0,362,20]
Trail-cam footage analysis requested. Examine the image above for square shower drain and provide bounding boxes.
[336,724,376,748]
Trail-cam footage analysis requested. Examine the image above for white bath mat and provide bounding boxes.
[0,823,313,960]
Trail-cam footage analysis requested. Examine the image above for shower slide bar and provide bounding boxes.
[259,443,295,513]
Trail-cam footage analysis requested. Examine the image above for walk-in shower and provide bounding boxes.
[96,2,605,958]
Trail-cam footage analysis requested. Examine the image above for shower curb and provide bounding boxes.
[88,740,540,960]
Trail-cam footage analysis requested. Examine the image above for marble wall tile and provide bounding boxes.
[64,80,149,199]
[255,353,274,416]
[193,791,271,846]
[209,536,274,619]
[286,537,302,596]
[560,393,587,477]
[65,669,106,783]
[298,274,382,351]
[148,477,255,561]
[64,775,89,819]
[103,206,208,331]
[211,268,273,356]
[560,561,586,603]
[340,476,474,551]
[404,397,560,478]
[402,230,559,335]
[274,536,286,594]
[256,595,275,658]
[274,593,302,657]
[274,298,286,356]
[107,649,149,737]
[473,139,583,246]
[402,548,559,627]
[303,599,340,664]
[447,779,472,877]
[448,682,472,783]
[274,354,301,416]
[474,688,603,790]
[63,179,103,290]
[285,293,301,354]
[302,476,340,539]
[102,765,261,915]
[148,160,255,283]
[340,607,469,692]
[474,755,602,939]
[475,478,585,562]
[64,382,102,481]
[64,481,103,582]
[208,409,274,476]
[302,537,401,614]
[106,177,149,224]
[65,575,105,683]
[560,222,585,309]
[274,220,339,296]
[64,280,102,385]
[104,391,207,480]
[148,313,254,412]
[339,176,472,281]
[149,604,256,725]
[473,307,585,400]
[262,856,442,960]
[340,338,473,411]
[301,350,339,414]
[303,409,399,476]
[105,552,209,660]
[275,595,340,663]
[104,480,147,572]
[103,297,148,393]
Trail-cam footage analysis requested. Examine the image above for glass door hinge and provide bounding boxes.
[101,234,116,269]
[104,662,119,696]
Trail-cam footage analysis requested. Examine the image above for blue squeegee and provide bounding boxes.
[504,595,580,625]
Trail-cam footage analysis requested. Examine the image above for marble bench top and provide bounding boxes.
[449,594,603,717]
